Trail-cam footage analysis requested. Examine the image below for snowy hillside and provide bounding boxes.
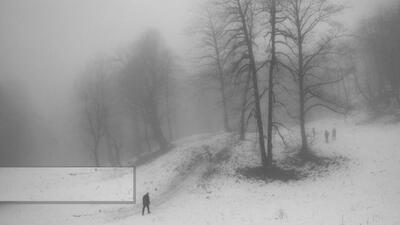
[1,119,400,225]
[0,167,134,202]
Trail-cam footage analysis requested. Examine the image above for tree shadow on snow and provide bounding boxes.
[282,149,348,173]
[236,149,348,183]
[237,165,302,182]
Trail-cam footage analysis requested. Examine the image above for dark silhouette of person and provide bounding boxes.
[324,130,329,143]
[332,128,336,141]
[312,128,316,138]
[142,192,150,215]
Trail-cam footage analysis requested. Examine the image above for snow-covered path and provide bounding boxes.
[102,152,213,221]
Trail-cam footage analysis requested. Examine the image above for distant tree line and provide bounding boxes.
[78,30,177,166]
[357,4,400,112]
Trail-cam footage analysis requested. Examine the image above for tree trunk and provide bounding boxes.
[239,72,251,140]
[114,140,121,166]
[143,124,152,152]
[342,76,349,106]
[133,112,146,154]
[150,119,168,151]
[296,14,308,152]
[237,0,267,167]
[106,136,115,165]
[165,72,173,141]
[220,80,231,132]
[106,130,121,166]
[211,21,231,132]
[299,76,308,151]
[266,0,276,167]
[93,139,100,166]
[393,86,400,107]
[147,101,169,151]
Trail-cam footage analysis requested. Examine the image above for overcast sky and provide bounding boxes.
[0,0,397,124]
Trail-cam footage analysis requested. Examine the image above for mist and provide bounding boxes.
[0,0,398,166]
[1,0,400,224]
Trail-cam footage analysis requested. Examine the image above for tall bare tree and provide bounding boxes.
[120,30,174,151]
[218,0,268,166]
[190,2,235,132]
[264,0,278,166]
[278,0,344,151]
[79,58,109,166]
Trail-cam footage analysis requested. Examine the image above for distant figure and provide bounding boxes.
[312,128,316,138]
[324,130,329,143]
[142,192,150,215]
[332,128,336,141]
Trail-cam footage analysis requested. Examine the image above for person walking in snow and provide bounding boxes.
[142,192,150,215]
[324,130,329,143]
[332,128,336,141]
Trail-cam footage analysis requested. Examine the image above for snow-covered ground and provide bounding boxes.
[1,118,400,225]
[0,167,134,202]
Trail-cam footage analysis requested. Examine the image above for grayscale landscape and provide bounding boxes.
[0,0,399,224]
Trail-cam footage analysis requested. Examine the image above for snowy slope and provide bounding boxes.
[1,119,400,225]
[0,132,236,225]
[110,118,400,225]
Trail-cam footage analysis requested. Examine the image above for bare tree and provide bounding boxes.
[218,0,268,166]
[189,2,235,132]
[227,29,252,140]
[264,0,278,166]
[79,56,127,166]
[162,51,179,141]
[79,58,109,166]
[105,125,122,166]
[120,30,174,152]
[278,0,344,152]
[238,71,252,140]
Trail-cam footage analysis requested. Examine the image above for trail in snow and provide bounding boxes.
[103,136,237,222]
[103,158,210,221]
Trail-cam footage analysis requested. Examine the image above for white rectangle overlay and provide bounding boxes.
[0,167,135,203]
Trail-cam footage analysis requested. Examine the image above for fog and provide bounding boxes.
[0,0,398,165]
[0,0,195,165]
